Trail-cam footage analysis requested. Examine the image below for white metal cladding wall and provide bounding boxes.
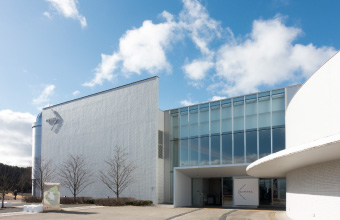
[286,51,340,149]
[286,159,340,220]
[41,77,159,202]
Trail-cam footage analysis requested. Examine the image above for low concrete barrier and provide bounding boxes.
[3,202,12,207]
[23,204,43,213]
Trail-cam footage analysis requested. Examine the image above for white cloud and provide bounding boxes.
[84,12,178,87]
[33,85,55,106]
[72,90,80,96]
[211,96,226,101]
[46,0,87,28]
[180,99,196,106]
[119,19,176,75]
[183,59,214,80]
[43,11,51,19]
[179,0,221,55]
[0,110,35,167]
[83,53,121,87]
[85,0,223,87]
[214,15,336,96]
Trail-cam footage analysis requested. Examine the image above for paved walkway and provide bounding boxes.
[0,203,291,220]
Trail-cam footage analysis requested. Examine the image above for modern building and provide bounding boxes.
[32,51,340,219]
[247,51,340,219]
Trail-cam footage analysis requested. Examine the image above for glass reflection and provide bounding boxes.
[246,130,257,163]
[211,135,220,165]
[273,127,285,153]
[200,136,209,165]
[190,138,198,166]
[259,129,271,158]
[222,134,232,164]
[180,139,188,166]
[234,132,244,163]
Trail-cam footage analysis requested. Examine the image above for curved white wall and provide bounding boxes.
[285,51,340,219]
[287,159,340,220]
[286,51,340,149]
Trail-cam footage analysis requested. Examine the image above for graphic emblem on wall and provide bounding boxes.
[238,184,254,200]
[46,109,60,130]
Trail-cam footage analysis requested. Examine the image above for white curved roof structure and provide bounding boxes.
[247,51,340,178]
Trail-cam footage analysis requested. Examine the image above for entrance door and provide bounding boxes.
[192,178,203,206]
[222,177,233,206]
[259,179,272,205]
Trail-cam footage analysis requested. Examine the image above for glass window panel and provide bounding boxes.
[272,89,285,95]
[258,98,270,128]
[259,129,271,158]
[200,109,209,136]
[259,179,272,205]
[211,106,220,135]
[223,177,233,206]
[233,102,244,132]
[200,136,209,166]
[211,135,220,165]
[234,132,244,164]
[222,134,232,164]
[273,127,285,153]
[272,96,285,126]
[180,139,189,167]
[180,112,188,138]
[246,130,257,163]
[171,113,179,140]
[170,140,179,170]
[189,111,198,137]
[222,105,232,133]
[190,138,198,166]
[246,101,257,130]
[273,179,286,206]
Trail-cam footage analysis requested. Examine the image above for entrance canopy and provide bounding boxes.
[247,133,340,178]
[174,165,248,207]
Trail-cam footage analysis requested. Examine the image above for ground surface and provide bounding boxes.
[0,201,291,220]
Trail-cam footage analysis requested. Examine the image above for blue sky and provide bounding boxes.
[0,0,339,166]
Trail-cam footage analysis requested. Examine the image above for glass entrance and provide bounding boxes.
[222,177,233,206]
[259,179,272,205]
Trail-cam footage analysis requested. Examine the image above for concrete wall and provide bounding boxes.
[174,169,191,207]
[163,111,171,203]
[287,159,340,220]
[41,77,159,203]
[286,51,340,149]
[157,110,165,203]
[31,115,42,197]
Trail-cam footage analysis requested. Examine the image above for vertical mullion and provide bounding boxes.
[270,91,273,154]
[244,98,246,164]
[209,103,211,165]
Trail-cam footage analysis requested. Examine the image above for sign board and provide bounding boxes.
[43,183,60,211]
[234,178,259,206]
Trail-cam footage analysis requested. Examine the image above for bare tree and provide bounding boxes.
[100,146,137,199]
[0,166,14,208]
[58,155,94,202]
[32,158,55,199]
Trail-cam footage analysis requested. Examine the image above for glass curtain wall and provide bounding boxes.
[258,92,271,158]
[272,89,285,153]
[245,94,257,163]
[180,108,189,166]
[233,97,244,164]
[171,88,286,168]
[210,101,220,165]
[189,106,199,166]
[221,100,232,164]
[200,104,209,165]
